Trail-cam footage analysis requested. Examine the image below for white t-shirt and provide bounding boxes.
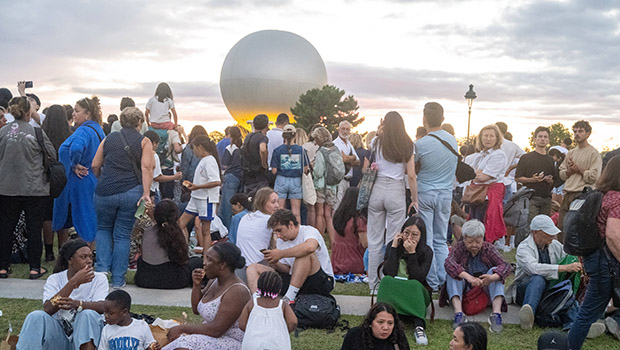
[191,155,221,202]
[237,211,272,266]
[98,319,156,350]
[470,148,507,184]
[500,139,525,186]
[151,152,162,193]
[266,128,283,168]
[43,270,109,320]
[111,120,149,134]
[4,112,45,127]
[277,225,334,277]
[333,136,359,178]
[370,138,412,181]
[145,96,175,124]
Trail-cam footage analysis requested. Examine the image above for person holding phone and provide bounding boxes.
[92,107,153,289]
[444,220,512,333]
[378,216,433,345]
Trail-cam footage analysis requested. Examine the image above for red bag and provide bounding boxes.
[462,286,490,316]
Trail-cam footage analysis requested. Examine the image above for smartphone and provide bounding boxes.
[473,272,483,278]
[260,249,268,253]
[408,205,418,217]
[24,81,33,88]
[134,200,146,219]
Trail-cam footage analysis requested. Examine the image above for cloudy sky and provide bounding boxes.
[2,0,619,149]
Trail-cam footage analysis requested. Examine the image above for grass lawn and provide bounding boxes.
[1,298,618,349]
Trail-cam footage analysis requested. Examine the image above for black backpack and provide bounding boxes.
[292,294,340,330]
[240,132,265,178]
[34,128,67,198]
[535,279,576,327]
[563,187,604,256]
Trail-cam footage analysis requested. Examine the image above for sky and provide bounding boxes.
[2,0,620,150]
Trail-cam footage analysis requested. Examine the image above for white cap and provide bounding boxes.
[530,215,560,236]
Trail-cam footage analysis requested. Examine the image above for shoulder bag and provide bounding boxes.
[301,148,316,205]
[34,128,67,198]
[462,183,489,205]
[356,144,377,210]
[427,134,476,183]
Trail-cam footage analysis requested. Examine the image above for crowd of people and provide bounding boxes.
[1,81,620,350]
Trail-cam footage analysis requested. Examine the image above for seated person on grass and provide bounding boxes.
[379,216,433,346]
[506,214,604,337]
[227,193,250,244]
[444,220,512,333]
[17,239,108,350]
[246,209,334,301]
[99,290,158,350]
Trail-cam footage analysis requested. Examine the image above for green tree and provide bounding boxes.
[209,131,224,144]
[528,122,572,149]
[290,85,364,134]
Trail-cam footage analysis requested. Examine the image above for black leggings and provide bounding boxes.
[0,195,46,270]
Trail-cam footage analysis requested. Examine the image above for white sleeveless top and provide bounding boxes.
[241,295,291,350]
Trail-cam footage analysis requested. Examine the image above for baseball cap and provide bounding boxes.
[530,215,560,236]
[282,124,296,134]
[537,331,568,350]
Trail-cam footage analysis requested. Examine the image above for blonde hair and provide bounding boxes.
[476,125,503,150]
[295,128,308,145]
[252,187,275,214]
[365,131,376,150]
[349,133,364,149]
[311,126,332,145]
[120,107,145,129]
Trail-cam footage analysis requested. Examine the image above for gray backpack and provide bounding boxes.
[319,146,346,186]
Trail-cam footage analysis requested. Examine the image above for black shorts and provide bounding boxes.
[279,267,334,297]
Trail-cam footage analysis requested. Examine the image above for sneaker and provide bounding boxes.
[605,316,620,341]
[519,304,534,330]
[414,326,428,345]
[453,312,467,329]
[586,320,606,338]
[111,282,126,289]
[488,313,503,333]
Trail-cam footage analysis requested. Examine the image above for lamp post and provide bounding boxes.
[464,84,477,144]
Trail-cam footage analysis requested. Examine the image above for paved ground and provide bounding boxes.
[0,279,521,324]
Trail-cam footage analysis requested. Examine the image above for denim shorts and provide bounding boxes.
[274,175,302,199]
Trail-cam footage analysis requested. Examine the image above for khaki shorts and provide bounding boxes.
[316,187,336,206]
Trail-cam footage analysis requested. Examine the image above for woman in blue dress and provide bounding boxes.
[53,96,105,243]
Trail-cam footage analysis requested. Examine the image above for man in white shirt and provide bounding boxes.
[246,209,334,301]
[332,121,360,208]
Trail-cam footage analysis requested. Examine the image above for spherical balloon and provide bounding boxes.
[220,30,328,129]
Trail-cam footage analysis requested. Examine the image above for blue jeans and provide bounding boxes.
[218,173,241,229]
[446,267,505,301]
[418,189,452,290]
[516,274,547,313]
[17,309,103,350]
[568,249,618,349]
[94,185,141,286]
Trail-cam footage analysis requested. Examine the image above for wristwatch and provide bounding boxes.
[77,300,83,312]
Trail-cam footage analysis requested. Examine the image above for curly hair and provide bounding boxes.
[361,302,408,350]
[7,96,30,120]
[76,96,102,125]
[333,187,366,237]
[153,200,188,265]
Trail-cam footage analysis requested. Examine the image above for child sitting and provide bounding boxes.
[239,271,297,350]
[99,290,158,350]
[145,82,177,130]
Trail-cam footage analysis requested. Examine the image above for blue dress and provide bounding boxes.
[53,120,105,242]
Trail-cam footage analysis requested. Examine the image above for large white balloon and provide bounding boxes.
[220,30,328,129]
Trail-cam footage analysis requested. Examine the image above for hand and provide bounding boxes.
[70,265,95,287]
[479,274,498,287]
[466,275,483,288]
[73,164,89,178]
[392,234,403,248]
[174,172,183,181]
[55,297,78,310]
[408,201,418,216]
[403,236,417,254]
[167,325,185,342]
[263,249,283,264]
[138,194,152,207]
[532,172,544,182]
[186,183,199,191]
[543,175,553,184]
[148,342,161,350]
[17,81,26,96]
[192,268,205,287]
[561,262,582,273]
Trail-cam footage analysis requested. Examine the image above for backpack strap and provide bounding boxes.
[118,130,142,183]
[34,128,51,179]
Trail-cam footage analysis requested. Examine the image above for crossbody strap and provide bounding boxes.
[34,128,51,177]
[427,134,461,160]
[83,124,103,142]
[118,130,142,183]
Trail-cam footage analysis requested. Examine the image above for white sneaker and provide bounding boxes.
[519,304,534,330]
[605,316,620,341]
[414,326,428,345]
[503,245,513,252]
[586,321,606,338]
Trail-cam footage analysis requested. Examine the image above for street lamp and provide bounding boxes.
[464,84,477,144]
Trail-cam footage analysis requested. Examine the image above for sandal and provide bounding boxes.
[29,267,47,280]
[0,269,8,279]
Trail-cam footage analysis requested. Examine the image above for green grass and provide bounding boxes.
[1,298,618,349]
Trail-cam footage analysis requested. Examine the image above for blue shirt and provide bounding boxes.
[414,130,458,192]
[229,209,248,244]
[270,144,309,178]
[216,138,231,159]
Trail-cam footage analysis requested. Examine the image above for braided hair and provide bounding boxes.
[256,271,282,299]
[361,302,408,350]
